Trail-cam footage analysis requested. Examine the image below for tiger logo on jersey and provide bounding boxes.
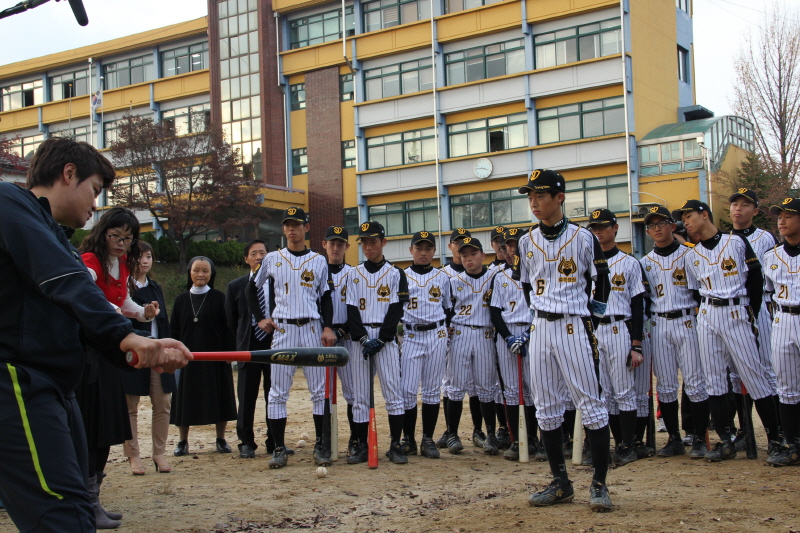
[672,267,687,286]
[611,272,626,291]
[429,285,441,302]
[721,257,739,277]
[482,288,493,306]
[340,285,346,302]
[300,269,315,287]
[377,284,391,302]
[558,257,577,282]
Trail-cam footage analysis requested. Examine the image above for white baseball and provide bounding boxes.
[316,466,328,478]
[301,433,310,440]
[297,439,306,448]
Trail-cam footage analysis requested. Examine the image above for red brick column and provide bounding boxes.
[257,0,287,186]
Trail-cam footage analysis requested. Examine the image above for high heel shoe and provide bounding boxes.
[153,456,171,473]
[128,457,145,476]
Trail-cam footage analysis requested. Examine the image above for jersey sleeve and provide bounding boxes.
[517,237,531,284]
[628,257,646,297]
[395,266,410,303]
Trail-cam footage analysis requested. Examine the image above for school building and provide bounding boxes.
[0,0,754,264]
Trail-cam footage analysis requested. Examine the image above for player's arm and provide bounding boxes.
[378,267,408,342]
[587,231,610,326]
[629,292,645,343]
[517,240,533,307]
[739,235,763,317]
[320,271,334,329]
[488,276,513,338]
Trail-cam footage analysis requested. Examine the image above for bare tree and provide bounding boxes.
[109,114,262,270]
[732,2,800,184]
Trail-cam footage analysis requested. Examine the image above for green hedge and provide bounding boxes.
[139,233,245,266]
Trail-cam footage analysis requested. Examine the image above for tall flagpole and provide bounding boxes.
[88,57,94,146]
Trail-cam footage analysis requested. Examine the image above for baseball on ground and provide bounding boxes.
[316,466,328,478]
[297,439,306,447]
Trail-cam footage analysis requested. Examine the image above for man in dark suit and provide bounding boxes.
[226,239,277,458]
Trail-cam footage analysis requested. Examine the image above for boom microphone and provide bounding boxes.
[67,0,88,26]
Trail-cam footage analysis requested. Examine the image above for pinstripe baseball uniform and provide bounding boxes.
[684,232,774,400]
[330,264,355,407]
[762,243,800,406]
[252,248,332,420]
[440,262,477,398]
[401,266,451,409]
[517,222,610,432]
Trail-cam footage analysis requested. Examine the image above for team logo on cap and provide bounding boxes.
[738,188,749,194]
[287,207,297,215]
[462,237,472,244]
[611,272,626,291]
[361,223,370,232]
[592,210,601,219]
[457,228,467,235]
[333,226,343,234]
[508,228,519,236]
[300,270,315,287]
[672,268,687,286]
[558,257,577,282]
[681,200,690,208]
[721,257,738,277]
[420,231,429,238]
[784,198,793,205]
[495,226,504,233]
[650,206,660,213]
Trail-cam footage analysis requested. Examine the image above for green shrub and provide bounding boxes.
[70,228,89,249]
[157,235,179,263]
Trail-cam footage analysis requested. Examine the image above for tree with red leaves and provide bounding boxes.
[0,135,30,183]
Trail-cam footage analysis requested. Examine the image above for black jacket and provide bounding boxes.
[225,273,255,351]
[0,183,133,393]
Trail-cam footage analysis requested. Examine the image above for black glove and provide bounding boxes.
[362,338,385,359]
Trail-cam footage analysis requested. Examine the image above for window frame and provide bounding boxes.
[340,73,354,102]
[444,0,504,15]
[292,147,308,175]
[49,69,90,101]
[449,187,531,229]
[289,6,355,50]
[366,127,437,170]
[638,139,704,177]
[444,38,526,86]
[161,103,212,136]
[562,175,629,219]
[367,198,438,236]
[678,46,690,83]
[103,55,155,90]
[0,79,44,111]
[447,112,528,158]
[342,140,356,168]
[161,41,210,78]
[533,18,622,69]
[49,125,90,143]
[290,83,306,110]
[536,97,625,145]
[364,56,433,101]
[362,0,430,33]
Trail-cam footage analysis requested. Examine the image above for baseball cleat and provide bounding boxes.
[766,444,800,467]
[386,441,409,464]
[527,478,574,507]
[589,480,613,512]
[689,438,707,459]
[634,440,655,458]
[472,429,487,448]
[347,442,368,464]
[732,429,747,452]
[616,445,638,466]
[268,447,289,469]
[420,437,440,459]
[705,441,736,462]
[400,437,418,456]
[446,433,464,454]
[496,427,512,450]
[313,442,332,466]
[503,442,520,461]
[483,433,500,455]
[347,439,358,458]
[435,431,451,449]
[656,436,685,457]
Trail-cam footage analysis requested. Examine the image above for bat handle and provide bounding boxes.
[126,351,139,366]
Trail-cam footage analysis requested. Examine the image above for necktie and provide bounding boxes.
[254,283,268,341]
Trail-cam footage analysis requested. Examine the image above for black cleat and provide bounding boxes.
[616,445,638,466]
[420,437,440,459]
[503,442,519,461]
[269,447,288,469]
[634,440,655,459]
[705,441,736,462]
[347,439,358,458]
[766,444,800,467]
[689,438,707,459]
[313,442,332,466]
[589,480,613,512]
[447,433,464,454]
[347,442,368,464]
[483,433,500,455]
[400,437,418,456]
[435,431,451,449]
[496,427,512,450]
[472,429,487,448]
[528,478,574,507]
[656,436,685,457]
[386,441,408,464]
[732,429,747,452]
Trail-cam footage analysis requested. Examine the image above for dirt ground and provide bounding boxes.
[2,370,798,533]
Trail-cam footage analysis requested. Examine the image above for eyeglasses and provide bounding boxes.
[106,233,136,245]
[645,220,672,230]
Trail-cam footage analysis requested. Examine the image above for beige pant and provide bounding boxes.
[123,370,172,457]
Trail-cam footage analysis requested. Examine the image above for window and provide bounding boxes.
[6,134,44,159]
[563,175,628,218]
[678,46,690,83]
[534,18,622,69]
[638,139,703,176]
[537,97,624,144]
[676,0,690,13]
[340,74,354,101]
[344,207,360,235]
[50,70,90,101]
[104,120,123,145]
[364,57,432,101]
[162,103,211,135]
[289,6,355,49]
[342,140,356,168]
[445,0,503,14]
[367,127,435,169]
[103,55,155,89]
[363,0,430,33]
[290,83,306,110]
[50,125,90,143]
[1,80,44,111]
[368,199,438,236]
[162,42,209,77]
[450,188,530,229]
[292,148,308,175]
[445,39,525,85]
[448,112,527,157]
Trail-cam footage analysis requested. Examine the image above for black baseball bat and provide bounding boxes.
[740,385,758,459]
[127,346,349,367]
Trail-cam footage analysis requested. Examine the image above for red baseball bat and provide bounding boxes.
[368,355,378,469]
[126,347,349,367]
[331,368,339,461]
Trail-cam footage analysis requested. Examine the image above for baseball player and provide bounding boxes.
[487,225,513,449]
[516,169,613,512]
[399,231,452,459]
[438,228,488,450]
[673,200,782,461]
[640,206,710,459]
[320,226,355,457]
[729,188,780,448]
[586,209,646,467]
[488,226,507,270]
[247,207,337,469]
[763,197,800,466]
[444,237,501,455]
[344,221,410,464]
[489,228,540,460]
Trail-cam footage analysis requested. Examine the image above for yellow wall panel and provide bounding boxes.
[0,107,39,132]
[40,97,90,124]
[342,168,358,207]
[445,101,526,123]
[152,71,209,102]
[437,2,522,42]
[367,187,437,205]
[292,174,309,193]
[259,186,307,210]
[288,74,305,85]
[273,0,331,13]
[536,84,623,109]
[290,109,307,149]
[364,117,434,137]
[340,101,355,139]
[281,42,346,76]
[101,84,151,112]
[355,22,432,61]
[525,0,617,22]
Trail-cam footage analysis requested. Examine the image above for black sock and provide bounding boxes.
[708,394,733,441]
[753,396,781,442]
[447,400,464,435]
[496,401,508,429]
[313,414,323,441]
[541,427,569,482]
[691,399,710,439]
[563,409,576,441]
[347,404,355,443]
[480,401,497,436]
[355,422,369,444]
[442,397,449,432]
[505,405,520,442]
[469,396,482,431]
[525,406,539,439]
[421,403,439,438]
[619,410,637,447]
[733,391,745,433]
[779,402,800,445]
[660,400,680,436]
[388,414,404,443]
[271,418,287,448]
[608,414,622,447]
[773,395,783,434]
[403,405,418,441]
[587,425,611,485]
[635,416,649,443]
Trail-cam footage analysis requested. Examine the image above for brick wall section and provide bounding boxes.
[207,0,221,131]
[257,0,287,186]
[305,67,344,248]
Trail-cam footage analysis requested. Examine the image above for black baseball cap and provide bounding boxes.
[357,220,385,239]
[502,227,526,243]
[450,228,471,242]
[490,226,506,242]
[411,230,436,246]
[729,188,759,206]
[769,197,800,216]
[586,208,617,227]
[643,206,674,225]
[282,207,308,224]
[518,169,566,194]
[324,225,349,241]
[457,237,483,252]
[672,199,710,220]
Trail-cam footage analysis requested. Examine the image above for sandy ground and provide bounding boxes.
[2,370,799,533]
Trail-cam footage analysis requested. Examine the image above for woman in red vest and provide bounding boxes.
[78,207,158,529]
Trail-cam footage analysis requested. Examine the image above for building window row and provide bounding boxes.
[341,74,354,101]
[537,97,624,144]
[103,55,155,90]
[448,112,527,158]
[368,198,439,236]
[162,42,209,78]
[289,6,355,49]
[446,38,525,86]
[365,57,433,100]
[563,175,628,219]
[1,80,43,112]
[290,83,306,110]
[292,147,308,175]
[50,69,90,101]
[534,18,621,69]
[6,133,44,159]
[363,0,430,33]
[445,0,503,15]
[451,188,530,229]
[162,103,211,136]
[342,140,356,168]
[50,125,90,143]
[367,127,436,169]
[639,139,703,177]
